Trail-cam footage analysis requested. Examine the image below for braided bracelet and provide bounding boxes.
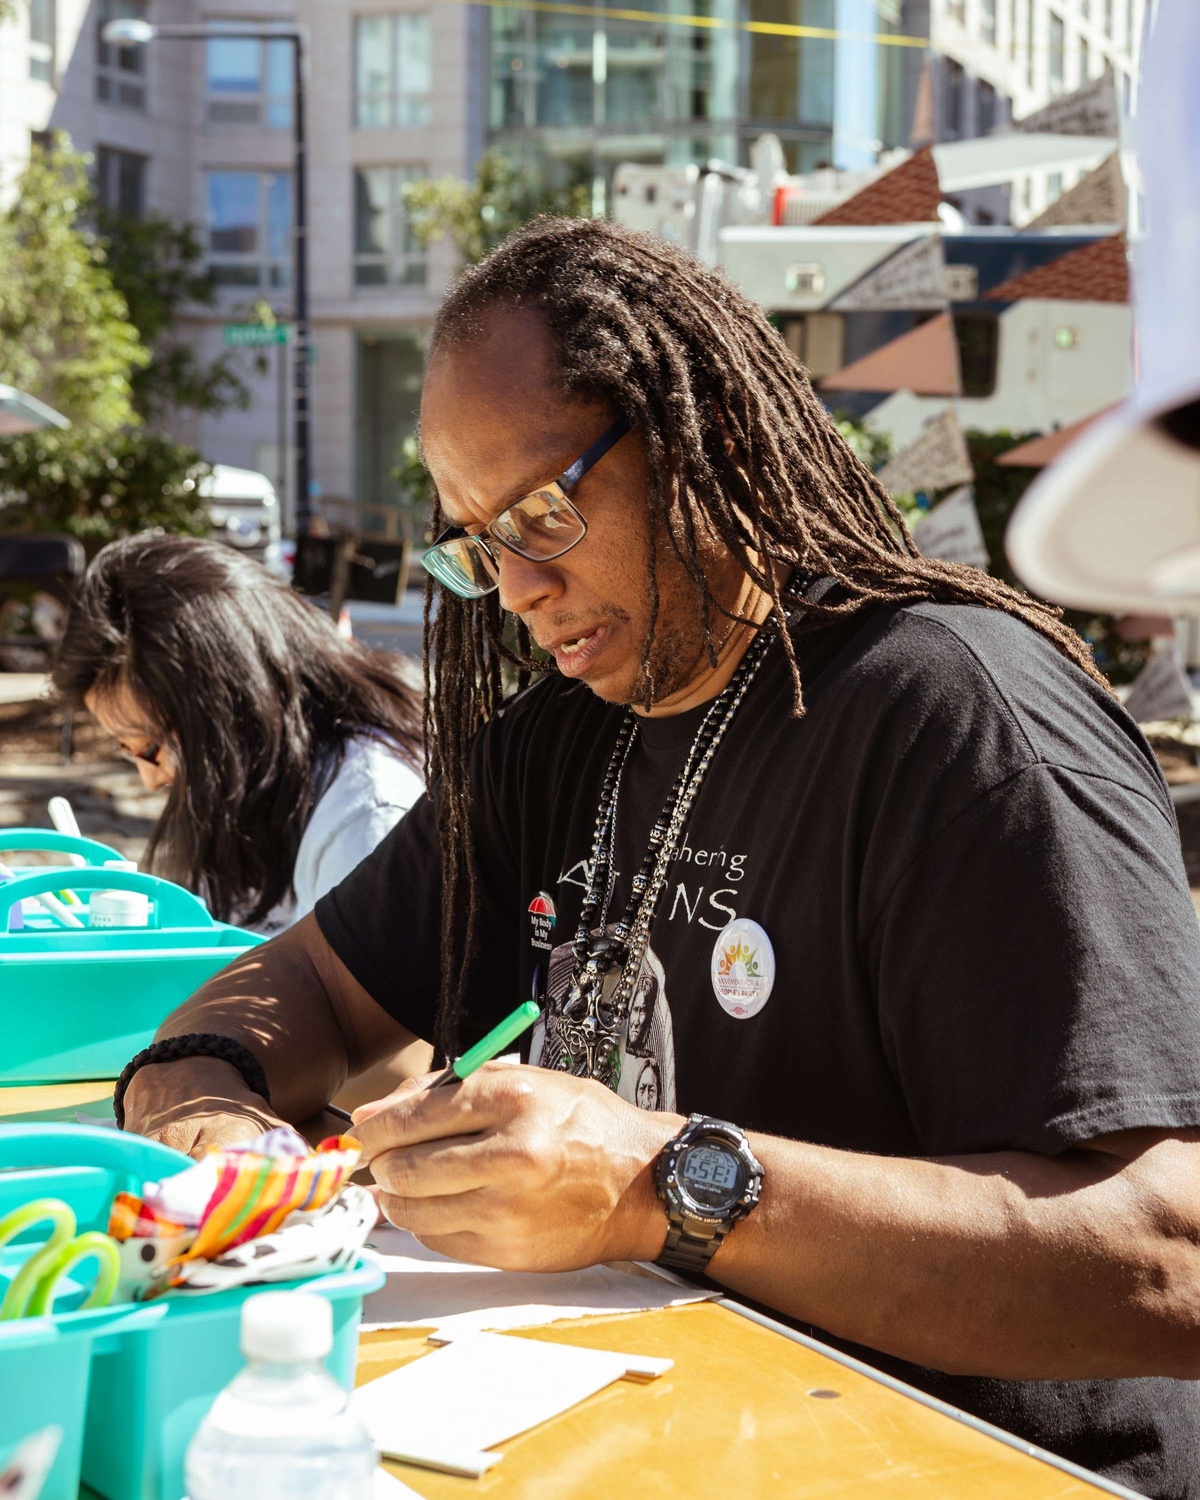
[113,1033,272,1130]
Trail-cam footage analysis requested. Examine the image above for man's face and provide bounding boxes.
[420,306,742,709]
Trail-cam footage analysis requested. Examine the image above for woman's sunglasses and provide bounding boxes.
[420,416,632,600]
[118,740,163,767]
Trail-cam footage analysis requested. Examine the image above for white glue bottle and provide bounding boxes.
[185,1291,376,1500]
[87,860,150,929]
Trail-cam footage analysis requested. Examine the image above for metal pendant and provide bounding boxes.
[552,940,623,1089]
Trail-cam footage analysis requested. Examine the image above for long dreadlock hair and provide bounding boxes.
[423,215,1109,1061]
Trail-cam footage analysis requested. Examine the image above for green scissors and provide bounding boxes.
[0,1198,119,1320]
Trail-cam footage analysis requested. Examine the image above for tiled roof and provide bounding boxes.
[814,147,942,226]
[986,232,1130,303]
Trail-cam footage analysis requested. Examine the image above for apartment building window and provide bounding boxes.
[96,146,147,218]
[979,80,998,133]
[944,59,966,137]
[1102,0,1113,38]
[1047,170,1064,200]
[980,0,997,47]
[354,15,431,128]
[1079,34,1090,79]
[354,166,426,287]
[29,0,53,82]
[96,0,147,109]
[1125,0,1137,53]
[946,0,965,22]
[1049,12,1066,91]
[206,170,292,288]
[206,37,293,127]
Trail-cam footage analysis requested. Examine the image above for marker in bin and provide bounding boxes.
[325,1001,542,1124]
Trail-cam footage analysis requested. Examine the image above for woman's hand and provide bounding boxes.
[352,1063,683,1270]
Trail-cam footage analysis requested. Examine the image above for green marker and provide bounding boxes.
[324,1000,542,1124]
[428,1000,542,1089]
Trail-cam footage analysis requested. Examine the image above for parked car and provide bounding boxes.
[200,464,286,575]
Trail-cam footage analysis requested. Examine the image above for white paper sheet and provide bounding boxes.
[353,1332,671,1473]
[360,1225,715,1335]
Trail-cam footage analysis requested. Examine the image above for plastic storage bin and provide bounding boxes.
[0,1124,383,1500]
[0,866,264,1084]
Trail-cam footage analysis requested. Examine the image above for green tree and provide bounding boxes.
[403,148,590,267]
[99,209,252,422]
[0,140,147,429]
[0,427,210,554]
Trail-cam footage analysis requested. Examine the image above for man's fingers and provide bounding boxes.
[350,1073,428,1126]
[352,1066,521,1159]
[369,1137,491,1199]
[378,1185,491,1239]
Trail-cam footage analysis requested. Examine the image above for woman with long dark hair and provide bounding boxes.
[54,534,424,936]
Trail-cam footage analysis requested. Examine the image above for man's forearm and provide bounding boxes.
[704,1129,1200,1381]
[125,924,353,1133]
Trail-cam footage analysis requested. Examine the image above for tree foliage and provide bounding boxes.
[100,209,252,421]
[403,148,591,267]
[0,428,210,554]
[0,141,147,429]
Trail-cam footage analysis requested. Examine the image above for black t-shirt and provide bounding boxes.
[318,599,1200,1498]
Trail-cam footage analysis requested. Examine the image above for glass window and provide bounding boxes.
[1103,0,1113,37]
[944,59,966,136]
[1047,170,1063,200]
[96,0,147,110]
[980,0,997,46]
[354,14,431,128]
[978,80,997,133]
[30,0,53,82]
[1049,12,1065,91]
[206,37,293,127]
[747,0,835,129]
[1079,33,1090,80]
[353,166,426,287]
[207,170,293,288]
[96,145,147,218]
[1125,0,1138,53]
[946,0,965,21]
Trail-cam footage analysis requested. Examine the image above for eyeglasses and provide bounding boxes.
[118,740,163,767]
[420,415,633,600]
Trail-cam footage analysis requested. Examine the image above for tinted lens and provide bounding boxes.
[491,486,585,561]
[420,537,499,598]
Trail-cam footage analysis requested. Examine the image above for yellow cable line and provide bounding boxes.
[460,0,930,48]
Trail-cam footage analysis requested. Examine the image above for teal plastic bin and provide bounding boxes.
[0,865,264,1084]
[0,1124,384,1500]
[0,828,125,870]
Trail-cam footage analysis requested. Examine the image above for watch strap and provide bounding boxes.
[658,1216,728,1275]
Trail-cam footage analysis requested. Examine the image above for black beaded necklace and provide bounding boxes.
[549,577,806,1089]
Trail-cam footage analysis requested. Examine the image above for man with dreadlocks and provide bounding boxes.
[125,219,1200,1497]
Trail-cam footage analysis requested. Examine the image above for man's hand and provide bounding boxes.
[352,1064,683,1271]
[122,1056,285,1157]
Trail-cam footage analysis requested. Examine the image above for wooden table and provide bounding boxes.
[1,1082,1133,1499]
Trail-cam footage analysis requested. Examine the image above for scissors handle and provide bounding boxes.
[0,1198,119,1319]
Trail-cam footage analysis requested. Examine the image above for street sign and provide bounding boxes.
[223,323,293,347]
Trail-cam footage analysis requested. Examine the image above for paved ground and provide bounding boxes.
[0,687,162,864]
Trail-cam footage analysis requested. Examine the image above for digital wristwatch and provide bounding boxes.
[654,1114,764,1276]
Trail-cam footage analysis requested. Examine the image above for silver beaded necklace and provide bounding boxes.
[549,584,799,1089]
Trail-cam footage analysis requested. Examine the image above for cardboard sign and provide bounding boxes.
[1122,646,1194,724]
[911,485,990,569]
[877,409,975,494]
[829,236,949,312]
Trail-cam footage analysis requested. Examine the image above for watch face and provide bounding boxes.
[677,1141,745,1214]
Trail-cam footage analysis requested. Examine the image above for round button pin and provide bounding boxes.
[711,918,776,1019]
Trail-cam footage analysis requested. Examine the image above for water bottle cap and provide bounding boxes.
[241,1291,333,1363]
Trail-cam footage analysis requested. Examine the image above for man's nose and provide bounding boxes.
[497,548,562,616]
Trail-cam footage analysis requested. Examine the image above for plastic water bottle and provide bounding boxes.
[185,1291,376,1500]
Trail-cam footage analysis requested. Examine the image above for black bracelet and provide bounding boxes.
[113,1033,272,1130]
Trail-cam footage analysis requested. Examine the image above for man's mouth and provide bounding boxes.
[546,625,608,677]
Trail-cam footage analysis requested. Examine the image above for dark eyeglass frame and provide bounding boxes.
[420,415,633,599]
[119,740,163,767]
